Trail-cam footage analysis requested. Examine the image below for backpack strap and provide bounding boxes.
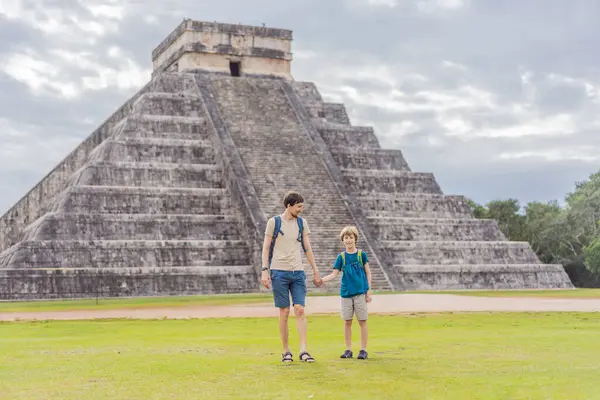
[268,216,283,267]
[341,250,364,271]
[297,217,307,253]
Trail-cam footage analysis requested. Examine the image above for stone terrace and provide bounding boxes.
[291,81,573,290]
[0,73,259,299]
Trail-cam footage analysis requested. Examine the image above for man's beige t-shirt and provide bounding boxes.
[265,216,311,271]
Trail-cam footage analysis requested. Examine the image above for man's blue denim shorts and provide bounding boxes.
[270,270,307,308]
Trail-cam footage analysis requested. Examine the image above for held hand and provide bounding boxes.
[312,271,322,287]
[261,270,271,289]
[366,291,372,303]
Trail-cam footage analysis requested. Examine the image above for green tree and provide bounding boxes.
[583,237,600,274]
[467,199,488,219]
[485,199,526,241]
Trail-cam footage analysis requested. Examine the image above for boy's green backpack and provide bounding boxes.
[340,250,364,271]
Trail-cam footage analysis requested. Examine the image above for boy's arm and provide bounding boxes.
[364,262,372,302]
[321,269,340,283]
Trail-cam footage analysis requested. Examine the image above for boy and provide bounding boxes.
[320,226,372,360]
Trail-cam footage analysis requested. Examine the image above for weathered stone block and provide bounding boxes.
[22,213,242,241]
[342,169,442,194]
[357,193,472,218]
[76,162,222,188]
[331,147,410,171]
[369,217,506,241]
[0,265,258,300]
[0,240,251,269]
[91,138,216,165]
[317,124,381,148]
[394,264,573,290]
[132,93,203,117]
[291,81,323,103]
[54,186,230,215]
[381,241,540,265]
[323,103,351,125]
[119,115,209,141]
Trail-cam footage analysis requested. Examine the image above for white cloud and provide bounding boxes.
[445,113,577,139]
[0,50,80,99]
[0,0,122,38]
[496,147,599,162]
[354,0,466,10]
[416,0,466,12]
[0,118,81,172]
[0,48,151,99]
[547,73,600,102]
[442,60,467,71]
[366,0,399,7]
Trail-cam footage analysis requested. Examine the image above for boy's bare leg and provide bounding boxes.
[344,319,353,350]
[358,320,368,350]
[279,307,291,353]
[294,304,308,352]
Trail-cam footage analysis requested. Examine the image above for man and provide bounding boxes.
[261,191,322,363]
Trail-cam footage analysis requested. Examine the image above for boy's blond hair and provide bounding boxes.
[339,226,359,243]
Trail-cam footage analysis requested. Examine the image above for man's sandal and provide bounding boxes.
[282,352,293,363]
[299,351,315,363]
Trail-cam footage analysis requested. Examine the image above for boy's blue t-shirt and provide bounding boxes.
[333,250,370,298]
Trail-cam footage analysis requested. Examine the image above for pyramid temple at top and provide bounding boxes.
[0,19,573,299]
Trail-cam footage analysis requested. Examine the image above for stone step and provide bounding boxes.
[120,115,209,141]
[77,162,223,188]
[153,73,199,94]
[392,264,573,290]
[91,138,216,164]
[291,81,323,103]
[368,217,506,241]
[0,240,252,269]
[56,186,231,215]
[342,169,442,194]
[23,213,243,241]
[132,92,202,117]
[316,123,380,148]
[0,265,259,300]
[380,241,540,265]
[330,146,410,171]
[323,103,351,125]
[356,193,472,218]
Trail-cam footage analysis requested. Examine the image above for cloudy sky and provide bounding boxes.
[1,0,599,215]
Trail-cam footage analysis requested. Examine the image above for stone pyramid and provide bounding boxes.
[0,19,573,299]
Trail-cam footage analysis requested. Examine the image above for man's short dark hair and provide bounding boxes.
[283,191,304,208]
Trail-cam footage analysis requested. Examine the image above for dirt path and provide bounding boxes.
[2,294,600,322]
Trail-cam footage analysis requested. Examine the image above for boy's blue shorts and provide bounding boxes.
[270,270,307,308]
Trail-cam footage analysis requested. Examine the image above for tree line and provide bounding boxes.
[468,171,600,287]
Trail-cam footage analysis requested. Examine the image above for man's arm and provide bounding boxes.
[302,231,321,284]
[364,262,372,302]
[261,234,273,288]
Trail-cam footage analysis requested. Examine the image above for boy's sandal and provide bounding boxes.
[282,352,293,363]
[299,351,315,363]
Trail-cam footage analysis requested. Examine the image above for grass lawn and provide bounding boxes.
[0,292,276,313]
[0,313,599,400]
[1,289,599,314]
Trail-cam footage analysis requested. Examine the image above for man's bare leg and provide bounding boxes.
[293,304,307,353]
[279,307,291,353]
[344,319,353,350]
